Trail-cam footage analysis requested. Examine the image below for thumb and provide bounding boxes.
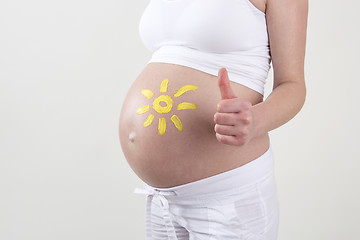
[218,67,237,99]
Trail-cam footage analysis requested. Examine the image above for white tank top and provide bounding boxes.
[139,0,271,95]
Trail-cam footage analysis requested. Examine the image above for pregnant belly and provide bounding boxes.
[118,62,270,188]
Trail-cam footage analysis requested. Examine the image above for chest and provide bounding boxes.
[139,0,268,53]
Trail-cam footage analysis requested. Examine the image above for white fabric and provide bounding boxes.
[134,145,279,240]
[134,188,178,240]
[138,0,271,95]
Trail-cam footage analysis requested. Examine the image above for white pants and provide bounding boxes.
[134,145,279,240]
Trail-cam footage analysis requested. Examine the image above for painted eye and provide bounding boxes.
[136,78,198,135]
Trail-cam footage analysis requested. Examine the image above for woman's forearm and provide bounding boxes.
[252,79,307,138]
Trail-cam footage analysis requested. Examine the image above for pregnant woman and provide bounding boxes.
[118,0,308,239]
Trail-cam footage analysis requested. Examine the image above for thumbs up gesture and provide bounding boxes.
[214,68,255,146]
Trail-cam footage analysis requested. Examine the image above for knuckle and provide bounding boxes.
[235,125,241,135]
[243,114,252,124]
[243,101,252,109]
[235,113,242,121]
[234,138,242,146]
[236,126,248,136]
[242,127,249,136]
[236,111,250,124]
[236,138,246,146]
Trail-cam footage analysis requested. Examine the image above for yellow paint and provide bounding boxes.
[153,95,173,113]
[160,78,169,93]
[174,85,198,98]
[158,118,166,135]
[136,78,198,135]
[143,114,154,127]
[171,115,183,132]
[141,89,154,99]
[177,102,197,110]
[136,105,150,114]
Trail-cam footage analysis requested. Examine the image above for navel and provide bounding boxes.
[129,131,136,143]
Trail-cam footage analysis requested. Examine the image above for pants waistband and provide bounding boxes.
[138,144,275,199]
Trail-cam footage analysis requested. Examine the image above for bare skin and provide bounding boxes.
[118,0,308,188]
[215,0,308,146]
[249,0,267,14]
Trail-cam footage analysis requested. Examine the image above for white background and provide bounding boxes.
[1,0,359,239]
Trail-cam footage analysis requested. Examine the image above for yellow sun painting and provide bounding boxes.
[136,78,198,135]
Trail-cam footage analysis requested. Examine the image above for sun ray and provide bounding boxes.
[158,118,166,135]
[171,115,183,132]
[136,105,150,114]
[143,114,154,127]
[137,78,198,135]
[160,78,169,93]
[174,85,198,98]
[177,102,197,110]
[141,89,154,99]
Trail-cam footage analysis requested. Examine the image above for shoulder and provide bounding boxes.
[248,0,266,14]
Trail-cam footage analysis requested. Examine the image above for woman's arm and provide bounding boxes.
[214,0,308,146]
[252,0,308,138]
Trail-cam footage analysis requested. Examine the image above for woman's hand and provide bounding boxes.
[214,68,256,146]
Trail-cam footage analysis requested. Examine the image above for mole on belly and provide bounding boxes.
[129,131,136,143]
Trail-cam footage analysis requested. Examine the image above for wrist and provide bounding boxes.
[250,101,268,138]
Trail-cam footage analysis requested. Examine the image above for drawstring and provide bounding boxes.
[134,187,178,240]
